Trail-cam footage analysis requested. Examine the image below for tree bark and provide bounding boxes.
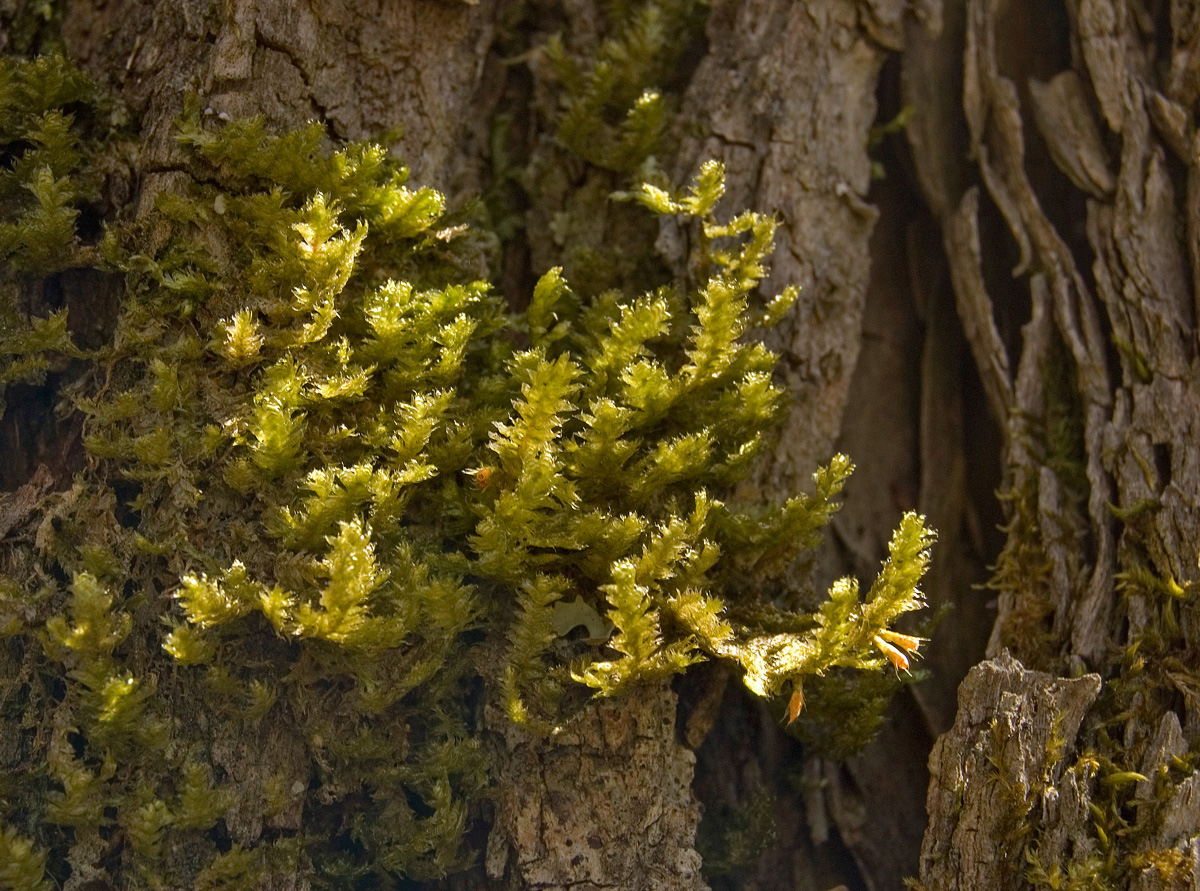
[905,0,1200,886]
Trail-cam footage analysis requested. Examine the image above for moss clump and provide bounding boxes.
[500,0,707,301]
[0,52,132,418]
[547,0,703,174]
[0,53,933,887]
[987,332,1090,671]
[695,783,778,880]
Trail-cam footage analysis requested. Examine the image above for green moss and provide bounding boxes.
[695,783,778,879]
[0,0,66,58]
[547,0,702,174]
[977,328,1200,890]
[785,667,910,761]
[0,51,934,887]
[499,0,708,299]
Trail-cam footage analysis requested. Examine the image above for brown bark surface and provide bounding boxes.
[905,0,1200,885]
[60,0,496,191]
[920,652,1102,890]
[483,685,706,891]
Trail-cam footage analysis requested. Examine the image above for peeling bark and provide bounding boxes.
[907,0,1200,884]
[919,651,1102,890]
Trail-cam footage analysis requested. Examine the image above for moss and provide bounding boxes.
[0,50,934,888]
[978,335,1200,889]
[785,667,910,761]
[694,783,777,879]
[0,0,66,58]
[987,331,1090,670]
[496,0,708,300]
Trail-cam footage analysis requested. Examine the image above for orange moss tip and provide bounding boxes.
[874,634,911,672]
[878,628,923,654]
[786,682,804,724]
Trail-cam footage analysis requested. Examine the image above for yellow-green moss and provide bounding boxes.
[0,50,934,888]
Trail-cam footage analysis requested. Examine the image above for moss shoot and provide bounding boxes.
[0,50,933,888]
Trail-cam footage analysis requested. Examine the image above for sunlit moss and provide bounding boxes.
[0,50,933,887]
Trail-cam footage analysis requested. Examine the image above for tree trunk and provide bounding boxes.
[17,2,931,890]
[3,0,977,889]
[9,0,1198,889]
[905,0,1200,886]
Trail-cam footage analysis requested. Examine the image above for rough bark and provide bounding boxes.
[919,651,1102,890]
[906,0,1200,885]
[483,685,705,891]
[60,0,497,193]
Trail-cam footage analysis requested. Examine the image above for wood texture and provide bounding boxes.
[906,0,1200,884]
[61,0,496,193]
[919,651,1101,890]
[483,685,706,891]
